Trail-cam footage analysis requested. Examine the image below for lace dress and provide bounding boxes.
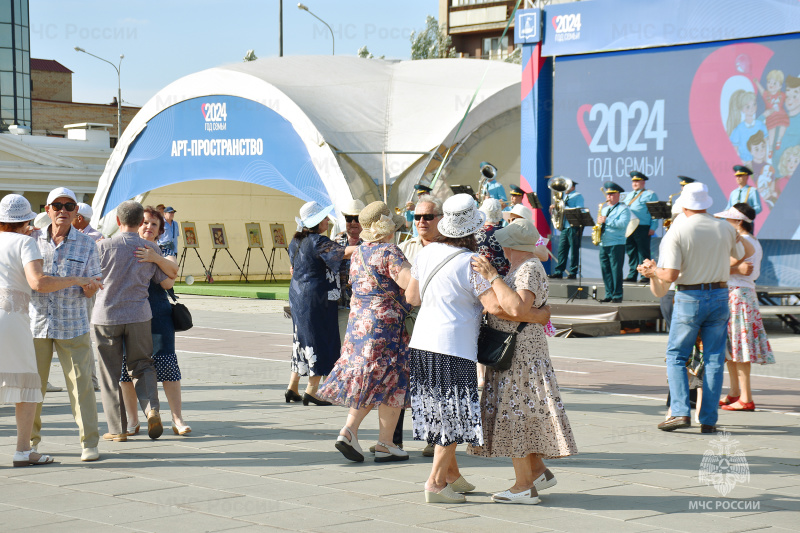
[469,258,578,459]
[0,232,44,404]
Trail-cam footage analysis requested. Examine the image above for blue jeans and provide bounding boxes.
[666,288,729,426]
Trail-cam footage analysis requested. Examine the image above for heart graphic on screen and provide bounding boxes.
[201,103,207,119]
[576,104,593,147]
[688,42,773,233]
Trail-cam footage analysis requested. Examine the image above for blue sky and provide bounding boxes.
[30,0,439,107]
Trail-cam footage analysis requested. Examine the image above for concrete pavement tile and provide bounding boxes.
[60,500,190,526]
[119,485,240,506]
[7,466,130,487]
[530,514,662,533]
[168,471,266,490]
[324,476,423,497]
[241,508,367,529]
[0,508,77,529]
[11,491,120,513]
[630,512,772,533]
[13,519,138,532]
[179,495,303,517]
[228,478,339,501]
[72,476,184,496]
[216,525,295,533]
[266,467,378,486]
[128,512,254,533]
[291,491,396,512]
[419,516,555,532]
[351,502,477,526]
[307,520,428,533]
[459,500,578,521]
[605,470,704,490]
[673,483,769,500]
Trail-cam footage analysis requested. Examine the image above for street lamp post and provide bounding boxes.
[297,3,334,55]
[74,46,124,142]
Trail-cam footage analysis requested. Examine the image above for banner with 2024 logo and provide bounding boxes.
[552,33,800,239]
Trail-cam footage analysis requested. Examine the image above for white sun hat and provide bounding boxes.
[479,198,503,223]
[494,219,541,252]
[714,207,752,223]
[33,212,50,229]
[295,201,335,231]
[510,204,533,221]
[680,182,713,210]
[0,194,38,223]
[438,193,486,238]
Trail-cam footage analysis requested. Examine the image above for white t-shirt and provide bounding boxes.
[0,232,42,294]
[409,242,491,361]
[659,213,743,286]
[728,234,762,289]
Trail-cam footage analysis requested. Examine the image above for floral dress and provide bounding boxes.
[475,223,510,276]
[468,258,578,459]
[288,233,345,377]
[317,242,411,408]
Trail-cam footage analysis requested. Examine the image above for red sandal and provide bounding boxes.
[719,395,740,406]
[721,401,755,411]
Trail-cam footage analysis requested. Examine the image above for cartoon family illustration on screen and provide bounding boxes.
[726,69,800,211]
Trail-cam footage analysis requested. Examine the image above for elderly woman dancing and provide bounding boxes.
[318,202,411,463]
[470,219,577,505]
[1,194,101,467]
[405,194,550,504]
[287,201,356,406]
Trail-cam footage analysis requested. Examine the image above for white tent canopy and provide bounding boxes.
[92,56,521,222]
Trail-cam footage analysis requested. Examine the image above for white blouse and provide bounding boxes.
[728,234,762,289]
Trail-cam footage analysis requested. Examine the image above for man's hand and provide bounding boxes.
[638,258,657,278]
[648,229,655,236]
[81,277,104,297]
[597,215,606,224]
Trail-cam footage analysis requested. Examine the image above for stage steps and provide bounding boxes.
[548,278,660,302]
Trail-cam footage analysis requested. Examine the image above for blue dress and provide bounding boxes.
[289,233,345,376]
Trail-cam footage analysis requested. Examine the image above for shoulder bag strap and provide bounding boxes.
[420,249,467,302]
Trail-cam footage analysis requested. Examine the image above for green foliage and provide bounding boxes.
[410,15,456,60]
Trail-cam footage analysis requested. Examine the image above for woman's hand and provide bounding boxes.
[135,246,160,263]
[471,255,498,281]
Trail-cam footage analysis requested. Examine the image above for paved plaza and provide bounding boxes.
[1,295,798,532]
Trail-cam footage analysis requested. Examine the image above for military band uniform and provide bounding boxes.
[481,180,507,202]
[599,202,631,301]
[552,191,584,278]
[725,185,762,215]
[624,188,658,281]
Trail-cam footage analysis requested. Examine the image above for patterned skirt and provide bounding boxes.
[727,287,775,365]
[409,349,483,447]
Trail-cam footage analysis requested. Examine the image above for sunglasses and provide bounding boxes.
[50,202,78,212]
[414,213,438,221]
[344,215,359,223]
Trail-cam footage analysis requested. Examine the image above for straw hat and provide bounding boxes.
[438,193,485,238]
[340,199,366,216]
[0,194,37,223]
[680,182,713,210]
[479,198,503,223]
[295,201,334,231]
[494,219,541,253]
[358,201,405,242]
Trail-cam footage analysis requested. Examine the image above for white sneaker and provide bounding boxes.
[46,382,62,392]
[81,447,100,462]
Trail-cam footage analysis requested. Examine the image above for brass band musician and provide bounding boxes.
[597,181,631,303]
[549,181,584,279]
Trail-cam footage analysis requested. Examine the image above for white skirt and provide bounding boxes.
[0,297,44,404]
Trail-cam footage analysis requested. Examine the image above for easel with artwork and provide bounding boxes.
[266,223,289,282]
[177,222,212,282]
[206,223,248,282]
[241,222,271,282]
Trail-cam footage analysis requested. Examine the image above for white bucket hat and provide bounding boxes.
[0,194,37,223]
[479,198,503,223]
[340,199,366,216]
[714,207,753,223]
[510,204,533,221]
[679,182,713,210]
[494,219,541,252]
[438,193,485,238]
[295,201,334,231]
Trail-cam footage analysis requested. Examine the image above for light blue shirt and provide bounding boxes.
[482,180,507,202]
[600,202,631,247]
[623,188,659,231]
[725,186,762,214]
[158,219,180,255]
[562,191,584,229]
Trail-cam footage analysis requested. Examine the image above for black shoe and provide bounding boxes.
[639,278,649,283]
[566,274,577,279]
[658,416,691,431]
[303,393,332,406]
[285,389,303,403]
[623,277,638,282]
[701,425,717,434]
[548,273,563,279]
[599,297,613,303]
[611,298,623,303]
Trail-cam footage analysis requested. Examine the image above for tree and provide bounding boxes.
[243,49,258,62]
[357,45,384,60]
[410,16,456,60]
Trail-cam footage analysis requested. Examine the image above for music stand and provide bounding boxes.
[450,185,477,201]
[526,192,543,209]
[646,201,671,236]
[563,208,595,303]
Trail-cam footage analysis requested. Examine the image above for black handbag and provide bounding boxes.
[168,291,193,332]
[477,319,527,371]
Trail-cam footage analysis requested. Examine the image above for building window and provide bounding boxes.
[0,0,30,129]
[452,0,500,6]
[483,35,508,59]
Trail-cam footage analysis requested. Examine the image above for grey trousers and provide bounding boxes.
[94,320,160,435]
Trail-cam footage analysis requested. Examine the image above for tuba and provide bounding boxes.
[663,192,680,231]
[547,175,573,231]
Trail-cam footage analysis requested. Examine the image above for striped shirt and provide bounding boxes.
[30,227,102,340]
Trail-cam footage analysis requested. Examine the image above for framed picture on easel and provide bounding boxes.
[245,223,264,248]
[209,224,229,249]
[181,222,199,248]
[270,223,288,249]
